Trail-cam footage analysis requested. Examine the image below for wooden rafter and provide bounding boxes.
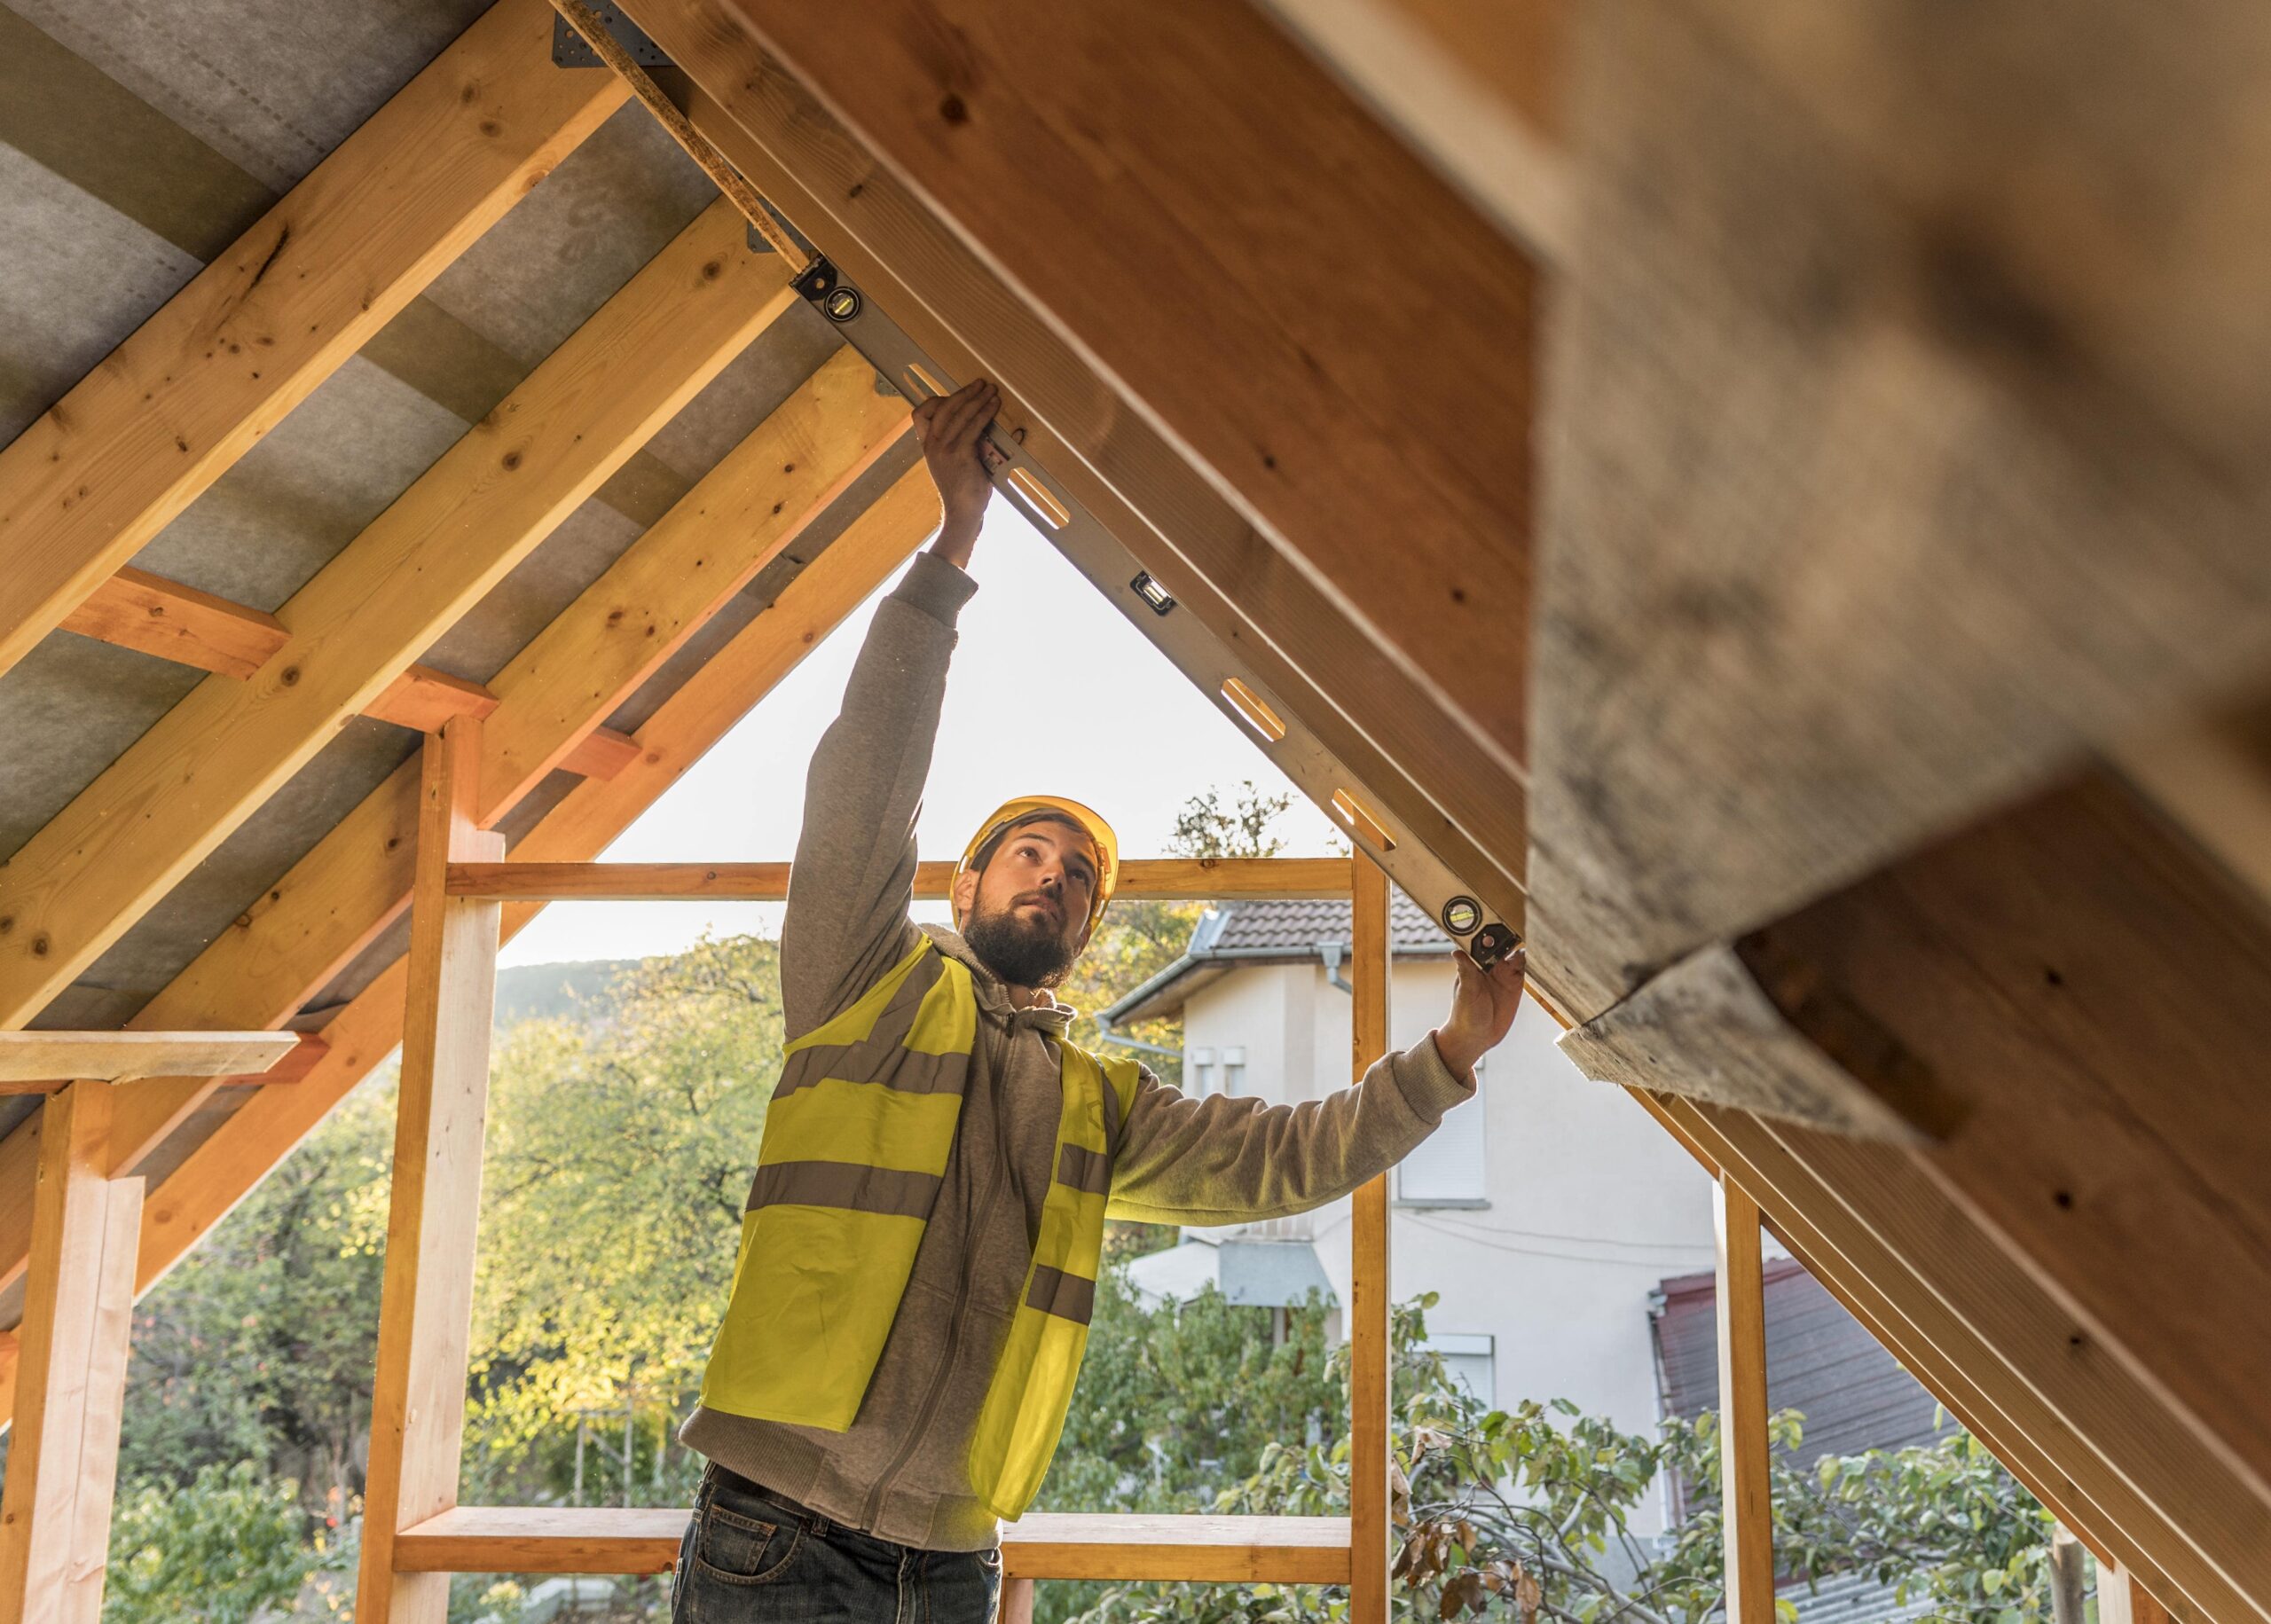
[675,68,1531,937]
[0,199,790,1033]
[0,0,627,679]
[687,0,1536,776]
[0,465,942,1429]
[0,345,911,1295]
[1259,0,1570,259]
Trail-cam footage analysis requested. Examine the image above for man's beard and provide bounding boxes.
[963,900,1080,989]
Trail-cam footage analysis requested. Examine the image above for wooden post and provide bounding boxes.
[1348,852,1393,1624]
[1001,1576,1037,1624]
[356,718,505,1621]
[1714,1179,1774,1624]
[2100,1561,2178,1624]
[2047,1526,2086,1624]
[0,1080,145,1622]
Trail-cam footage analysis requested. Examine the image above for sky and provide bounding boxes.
[499,502,1347,969]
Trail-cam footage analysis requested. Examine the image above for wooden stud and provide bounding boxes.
[0,199,791,1032]
[672,44,1533,938]
[0,1032,298,1089]
[96,470,942,1423]
[443,856,1355,902]
[2101,1562,2180,1624]
[60,568,289,679]
[1713,1178,1774,1624]
[0,1082,144,1622]
[1348,852,1393,1624]
[389,1506,1352,1581]
[0,0,626,679]
[356,721,505,1622]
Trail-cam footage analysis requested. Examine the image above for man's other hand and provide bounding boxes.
[1431,945,1528,1081]
[912,377,1002,569]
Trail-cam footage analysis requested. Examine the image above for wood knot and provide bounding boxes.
[502,450,523,471]
[939,92,970,126]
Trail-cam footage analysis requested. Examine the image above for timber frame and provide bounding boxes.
[360,833,1403,1615]
[0,0,2266,1620]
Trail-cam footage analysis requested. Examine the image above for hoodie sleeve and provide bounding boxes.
[1105,1036,1477,1226]
[778,550,978,1040]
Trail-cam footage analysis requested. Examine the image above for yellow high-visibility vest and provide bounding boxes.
[698,938,1140,1519]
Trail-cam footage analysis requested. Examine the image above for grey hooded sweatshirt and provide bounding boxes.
[679,550,1475,1550]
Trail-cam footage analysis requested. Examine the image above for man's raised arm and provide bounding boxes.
[778,380,1002,1035]
[1106,947,1528,1225]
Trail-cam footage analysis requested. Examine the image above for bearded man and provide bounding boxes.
[672,378,1528,1624]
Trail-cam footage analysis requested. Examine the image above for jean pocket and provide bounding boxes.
[694,1502,805,1587]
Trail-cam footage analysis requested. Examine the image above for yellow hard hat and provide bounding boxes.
[955,796,1119,934]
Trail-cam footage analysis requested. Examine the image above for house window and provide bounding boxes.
[1190,1047,1215,1096]
[1222,1045,1248,1097]
[1426,1333,1496,1408]
[1396,1068,1486,1204]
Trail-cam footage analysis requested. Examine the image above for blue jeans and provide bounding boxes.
[671,1466,1002,1624]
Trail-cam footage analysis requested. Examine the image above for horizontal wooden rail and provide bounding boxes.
[446,857,1356,902]
[0,1031,308,1091]
[394,1507,1353,1581]
[59,573,643,778]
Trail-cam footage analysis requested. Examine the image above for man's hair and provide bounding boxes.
[970,810,1093,876]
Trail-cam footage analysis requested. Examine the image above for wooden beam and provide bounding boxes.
[666,28,1533,937]
[1348,853,1392,1624]
[559,726,643,782]
[109,473,941,1395]
[0,199,790,1032]
[1646,1092,2271,1623]
[51,571,651,769]
[1528,0,2271,1023]
[0,1082,142,1621]
[0,1032,297,1088]
[0,366,915,1300]
[363,666,502,733]
[356,723,504,1621]
[1714,1179,1774,1624]
[1254,0,1570,259]
[444,856,1355,901]
[60,568,289,679]
[680,0,1536,774]
[0,0,627,679]
[390,1506,1353,1581]
[1574,768,2271,1519]
[2111,689,2271,911]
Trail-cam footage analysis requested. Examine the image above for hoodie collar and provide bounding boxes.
[922,923,1077,1034]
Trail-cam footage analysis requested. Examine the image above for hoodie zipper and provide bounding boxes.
[859,1010,1033,1532]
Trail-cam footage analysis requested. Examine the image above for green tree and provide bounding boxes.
[467,933,784,1507]
[118,1078,393,1505]
[104,1461,341,1623]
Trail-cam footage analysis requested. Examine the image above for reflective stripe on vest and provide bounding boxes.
[696,938,1138,1519]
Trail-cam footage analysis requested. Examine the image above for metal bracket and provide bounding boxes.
[551,6,669,68]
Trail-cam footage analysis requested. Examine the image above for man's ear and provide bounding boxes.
[952,866,980,926]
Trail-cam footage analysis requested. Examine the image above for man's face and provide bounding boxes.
[957,820,1099,989]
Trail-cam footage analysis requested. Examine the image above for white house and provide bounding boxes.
[1101,893,1722,1529]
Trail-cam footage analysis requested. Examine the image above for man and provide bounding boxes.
[672,379,1528,1623]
